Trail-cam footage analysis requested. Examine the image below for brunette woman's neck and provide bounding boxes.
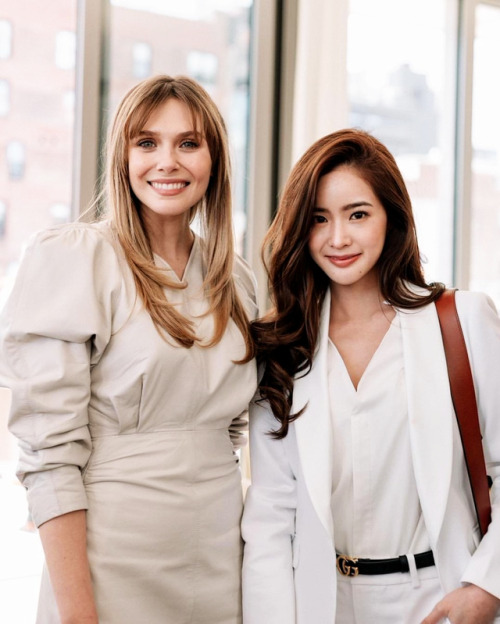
[329,279,389,324]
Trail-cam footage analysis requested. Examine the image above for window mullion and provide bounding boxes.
[454,0,477,288]
[72,0,106,218]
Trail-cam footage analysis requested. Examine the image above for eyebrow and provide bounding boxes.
[313,200,374,212]
[133,129,202,140]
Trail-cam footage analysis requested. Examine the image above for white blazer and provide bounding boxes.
[242,290,500,623]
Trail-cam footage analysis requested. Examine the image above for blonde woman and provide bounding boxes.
[0,75,257,624]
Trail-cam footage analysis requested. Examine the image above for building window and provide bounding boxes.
[0,21,12,59]
[50,202,71,224]
[0,80,10,116]
[0,0,77,316]
[132,42,152,79]
[186,50,218,91]
[55,30,76,69]
[6,141,26,180]
[0,201,6,238]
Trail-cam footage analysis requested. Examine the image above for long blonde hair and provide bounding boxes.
[102,74,253,356]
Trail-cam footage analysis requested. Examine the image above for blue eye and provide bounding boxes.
[137,139,155,148]
[180,139,199,149]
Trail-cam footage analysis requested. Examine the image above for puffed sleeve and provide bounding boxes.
[0,223,127,527]
[456,291,500,599]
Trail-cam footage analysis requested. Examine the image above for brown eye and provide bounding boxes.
[350,211,367,220]
[312,214,327,224]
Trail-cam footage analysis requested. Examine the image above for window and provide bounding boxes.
[0,20,12,59]
[50,202,71,224]
[0,200,6,237]
[0,2,77,299]
[0,80,10,116]
[132,42,152,78]
[55,30,76,69]
[187,50,218,91]
[346,0,456,285]
[468,2,500,303]
[6,141,26,180]
[0,4,78,618]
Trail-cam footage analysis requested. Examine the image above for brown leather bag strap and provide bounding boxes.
[435,289,491,537]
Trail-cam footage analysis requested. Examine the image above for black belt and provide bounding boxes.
[336,550,435,577]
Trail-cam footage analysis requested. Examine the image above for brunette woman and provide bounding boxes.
[242,129,500,623]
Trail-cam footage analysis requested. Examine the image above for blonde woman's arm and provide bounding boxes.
[0,224,122,620]
[39,511,98,624]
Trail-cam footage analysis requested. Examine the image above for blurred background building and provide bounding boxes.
[1,0,499,304]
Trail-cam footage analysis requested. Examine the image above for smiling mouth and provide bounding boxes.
[149,181,189,190]
[327,254,361,266]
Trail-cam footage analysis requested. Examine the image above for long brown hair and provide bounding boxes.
[255,129,444,437]
[100,74,253,357]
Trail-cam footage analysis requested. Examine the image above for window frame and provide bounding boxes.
[455,0,500,288]
[73,0,494,296]
[73,1,106,219]
[74,0,280,307]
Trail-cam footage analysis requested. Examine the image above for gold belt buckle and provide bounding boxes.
[336,554,359,577]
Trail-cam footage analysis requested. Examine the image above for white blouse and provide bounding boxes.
[328,315,431,559]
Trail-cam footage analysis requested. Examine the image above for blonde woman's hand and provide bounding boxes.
[421,584,500,624]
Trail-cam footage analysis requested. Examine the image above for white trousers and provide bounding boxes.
[335,564,445,624]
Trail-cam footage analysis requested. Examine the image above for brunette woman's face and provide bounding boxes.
[127,98,212,228]
[308,166,387,293]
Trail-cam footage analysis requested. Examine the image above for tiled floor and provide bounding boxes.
[0,461,43,624]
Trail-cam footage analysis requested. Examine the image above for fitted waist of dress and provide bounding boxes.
[83,427,239,487]
[88,425,233,439]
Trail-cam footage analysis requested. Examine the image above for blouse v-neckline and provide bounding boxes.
[328,315,398,393]
[153,234,199,284]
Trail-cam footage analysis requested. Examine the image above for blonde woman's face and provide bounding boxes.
[308,166,387,294]
[127,98,212,229]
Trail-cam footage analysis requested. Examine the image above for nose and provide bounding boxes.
[328,221,351,248]
[156,144,179,172]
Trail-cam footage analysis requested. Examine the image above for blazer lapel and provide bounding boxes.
[398,302,455,544]
[293,291,334,539]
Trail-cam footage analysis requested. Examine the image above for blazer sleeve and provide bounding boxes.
[241,398,297,624]
[0,224,124,527]
[456,291,500,599]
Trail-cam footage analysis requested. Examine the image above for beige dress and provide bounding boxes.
[0,221,258,624]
